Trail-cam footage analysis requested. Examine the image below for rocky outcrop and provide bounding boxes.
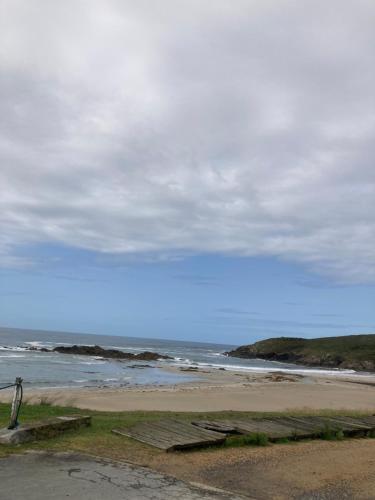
[51,345,172,361]
[225,335,375,372]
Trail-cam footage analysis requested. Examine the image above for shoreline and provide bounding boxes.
[2,365,375,413]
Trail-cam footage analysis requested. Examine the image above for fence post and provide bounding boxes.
[8,377,23,430]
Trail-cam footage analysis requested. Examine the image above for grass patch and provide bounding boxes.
[0,403,373,461]
[224,433,269,448]
[274,437,290,444]
[335,429,345,440]
[320,425,344,441]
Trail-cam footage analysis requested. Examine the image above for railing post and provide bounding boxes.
[8,377,23,430]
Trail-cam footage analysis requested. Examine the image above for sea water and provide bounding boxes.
[0,326,359,389]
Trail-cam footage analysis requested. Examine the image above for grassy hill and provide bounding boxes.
[226,334,375,371]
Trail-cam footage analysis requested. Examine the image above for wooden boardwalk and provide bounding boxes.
[113,415,375,451]
[193,415,375,441]
[112,419,226,451]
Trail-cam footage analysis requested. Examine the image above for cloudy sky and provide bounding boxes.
[0,0,374,343]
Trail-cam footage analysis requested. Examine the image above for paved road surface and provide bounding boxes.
[0,451,244,500]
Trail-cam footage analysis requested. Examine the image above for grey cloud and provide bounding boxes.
[1,0,375,282]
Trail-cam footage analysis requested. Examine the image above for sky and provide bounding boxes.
[0,0,374,344]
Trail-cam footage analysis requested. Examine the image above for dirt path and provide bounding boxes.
[148,438,375,499]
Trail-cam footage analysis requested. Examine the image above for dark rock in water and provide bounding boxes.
[128,364,154,369]
[25,346,49,352]
[52,345,172,361]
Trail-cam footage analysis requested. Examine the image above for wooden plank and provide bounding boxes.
[226,420,301,439]
[283,416,366,434]
[112,429,172,450]
[129,424,193,445]
[132,422,187,441]
[273,416,373,437]
[153,420,226,442]
[145,421,218,443]
[261,418,318,439]
[112,426,185,450]
[151,420,204,438]
[272,417,323,433]
[137,426,199,446]
[112,420,226,451]
[113,415,375,451]
[164,420,225,439]
[297,416,343,430]
[355,416,375,427]
[329,416,372,428]
[323,417,372,431]
[192,420,238,434]
[126,427,177,445]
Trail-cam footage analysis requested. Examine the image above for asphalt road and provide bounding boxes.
[0,451,244,500]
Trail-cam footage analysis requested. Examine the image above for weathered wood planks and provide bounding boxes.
[191,420,240,434]
[193,415,375,441]
[112,419,226,451]
[113,415,375,451]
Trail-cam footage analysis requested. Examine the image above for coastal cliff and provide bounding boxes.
[225,334,375,371]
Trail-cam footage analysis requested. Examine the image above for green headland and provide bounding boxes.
[226,334,375,371]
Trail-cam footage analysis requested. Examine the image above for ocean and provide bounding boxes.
[0,326,358,389]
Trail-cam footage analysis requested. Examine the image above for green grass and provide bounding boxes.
[0,403,373,460]
[320,425,345,441]
[274,437,290,444]
[223,433,269,447]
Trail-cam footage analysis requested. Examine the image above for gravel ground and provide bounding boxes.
[147,438,375,499]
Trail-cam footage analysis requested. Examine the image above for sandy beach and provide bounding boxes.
[3,366,375,413]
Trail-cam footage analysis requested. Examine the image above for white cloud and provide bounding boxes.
[1,0,375,283]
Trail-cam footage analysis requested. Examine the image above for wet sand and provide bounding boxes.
[2,366,375,412]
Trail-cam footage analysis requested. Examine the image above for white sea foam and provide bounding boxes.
[0,346,29,352]
[24,341,52,349]
[50,360,74,365]
[54,342,79,346]
[0,354,26,358]
[174,357,192,364]
[172,359,358,376]
[81,361,106,365]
